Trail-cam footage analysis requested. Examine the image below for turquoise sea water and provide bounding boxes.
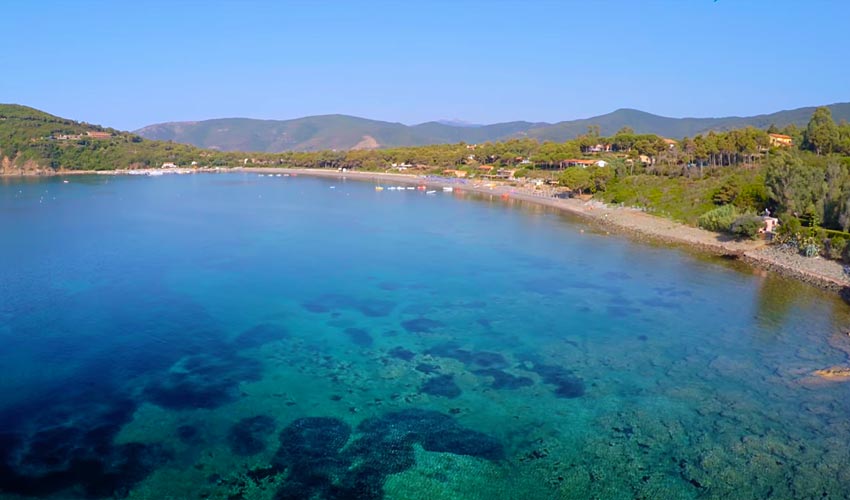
[2,173,850,499]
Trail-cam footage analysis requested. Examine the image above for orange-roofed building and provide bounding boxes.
[561,159,596,168]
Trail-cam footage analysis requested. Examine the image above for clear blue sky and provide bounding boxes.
[2,0,848,130]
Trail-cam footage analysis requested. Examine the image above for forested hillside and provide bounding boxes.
[134,103,850,152]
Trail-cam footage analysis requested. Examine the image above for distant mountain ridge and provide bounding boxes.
[136,103,850,153]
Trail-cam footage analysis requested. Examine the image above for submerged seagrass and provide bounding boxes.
[1,173,850,499]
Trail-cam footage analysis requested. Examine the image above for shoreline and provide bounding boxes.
[4,166,848,295]
[280,168,850,295]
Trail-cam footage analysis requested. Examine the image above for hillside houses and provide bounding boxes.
[53,131,113,140]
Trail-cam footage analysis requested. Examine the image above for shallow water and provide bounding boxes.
[1,173,850,499]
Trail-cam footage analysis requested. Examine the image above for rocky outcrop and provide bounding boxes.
[813,367,850,380]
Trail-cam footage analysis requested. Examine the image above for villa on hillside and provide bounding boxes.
[769,133,793,147]
[587,143,612,153]
[662,138,678,149]
[561,159,596,168]
[86,131,112,139]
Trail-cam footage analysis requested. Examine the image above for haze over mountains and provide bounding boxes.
[136,103,850,153]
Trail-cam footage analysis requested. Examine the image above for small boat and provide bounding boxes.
[375,186,384,191]
[276,174,282,177]
[330,186,336,189]
[387,186,397,190]
[62,180,69,184]
[442,187,453,192]
[426,190,436,195]
[417,186,427,191]
[406,186,415,190]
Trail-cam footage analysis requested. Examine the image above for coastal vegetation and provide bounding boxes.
[4,103,850,262]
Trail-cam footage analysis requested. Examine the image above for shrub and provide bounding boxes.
[774,216,802,244]
[799,235,821,258]
[730,215,764,240]
[698,205,738,233]
[827,236,847,260]
[712,179,739,205]
[736,181,769,211]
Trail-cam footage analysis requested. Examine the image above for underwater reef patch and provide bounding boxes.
[523,362,585,398]
[0,398,171,499]
[343,327,373,347]
[473,368,534,390]
[227,415,276,456]
[233,323,289,349]
[387,346,415,361]
[415,363,440,375]
[142,353,263,410]
[176,424,203,445]
[420,374,462,398]
[355,410,504,461]
[425,343,508,368]
[400,317,444,334]
[302,294,395,317]
[271,410,502,499]
[273,417,353,499]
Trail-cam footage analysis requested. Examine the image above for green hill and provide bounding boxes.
[4,102,850,174]
[0,104,229,173]
[135,115,548,152]
[524,104,850,141]
[135,103,850,152]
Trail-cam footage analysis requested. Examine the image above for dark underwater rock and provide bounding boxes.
[473,368,534,390]
[425,343,507,368]
[272,417,353,499]
[344,327,373,347]
[388,346,415,361]
[0,428,171,498]
[176,425,202,445]
[275,417,352,464]
[271,410,503,500]
[234,323,289,349]
[414,363,440,374]
[356,409,504,460]
[525,362,585,398]
[303,294,395,317]
[420,374,461,398]
[143,353,263,410]
[227,415,276,456]
[401,317,443,334]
